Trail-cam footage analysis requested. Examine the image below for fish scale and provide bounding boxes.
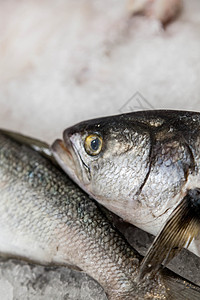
[0,132,147,299]
[54,110,200,276]
[1,131,200,299]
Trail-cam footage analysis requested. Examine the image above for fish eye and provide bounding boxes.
[84,134,103,156]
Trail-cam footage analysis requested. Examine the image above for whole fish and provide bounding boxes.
[1,130,200,299]
[51,110,200,276]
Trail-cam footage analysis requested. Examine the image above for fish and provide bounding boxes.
[1,130,200,299]
[51,110,200,277]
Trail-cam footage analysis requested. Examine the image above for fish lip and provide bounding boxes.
[63,128,91,180]
[52,127,91,185]
[63,127,77,144]
[52,139,73,161]
[60,139,73,159]
[51,139,77,181]
[62,128,80,167]
[51,138,92,196]
[62,128,74,155]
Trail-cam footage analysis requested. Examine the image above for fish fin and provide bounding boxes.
[0,129,56,164]
[139,188,200,279]
[162,269,200,300]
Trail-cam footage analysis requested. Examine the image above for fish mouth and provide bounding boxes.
[51,139,78,181]
[51,136,91,192]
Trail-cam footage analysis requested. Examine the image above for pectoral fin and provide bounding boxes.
[139,188,200,279]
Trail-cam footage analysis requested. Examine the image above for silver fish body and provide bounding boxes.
[52,110,200,258]
[2,131,200,299]
[0,131,173,300]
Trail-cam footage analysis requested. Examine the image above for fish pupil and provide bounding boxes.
[91,138,100,151]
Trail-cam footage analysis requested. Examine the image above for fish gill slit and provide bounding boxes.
[136,132,155,196]
[182,137,196,178]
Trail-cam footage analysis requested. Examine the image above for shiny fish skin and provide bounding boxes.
[53,110,200,258]
[1,132,200,299]
[0,131,169,300]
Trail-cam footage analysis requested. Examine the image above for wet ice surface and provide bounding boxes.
[122,224,200,286]
[0,225,200,300]
[0,259,107,300]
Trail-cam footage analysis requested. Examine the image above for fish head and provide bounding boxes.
[52,114,152,218]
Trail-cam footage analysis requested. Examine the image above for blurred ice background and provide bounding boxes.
[0,0,200,299]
